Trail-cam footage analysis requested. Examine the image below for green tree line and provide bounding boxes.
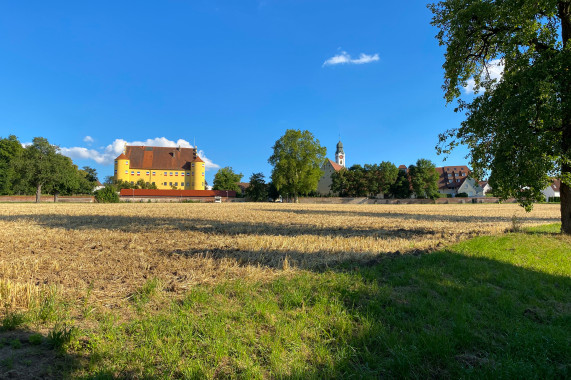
[0,135,99,202]
[331,159,440,199]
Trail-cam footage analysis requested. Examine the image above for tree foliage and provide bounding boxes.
[409,159,440,200]
[245,172,268,202]
[0,136,99,200]
[0,135,25,195]
[429,0,571,232]
[94,185,120,203]
[331,162,401,198]
[268,130,326,202]
[213,167,243,193]
[390,170,412,199]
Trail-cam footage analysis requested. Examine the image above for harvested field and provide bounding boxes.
[0,203,559,311]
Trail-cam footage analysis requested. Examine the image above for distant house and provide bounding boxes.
[237,182,250,194]
[93,181,105,192]
[456,177,485,197]
[542,179,561,202]
[435,165,471,196]
[479,181,492,195]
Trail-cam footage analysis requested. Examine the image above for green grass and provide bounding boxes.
[2,225,570,379]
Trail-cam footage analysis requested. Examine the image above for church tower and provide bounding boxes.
[335,140,345,167]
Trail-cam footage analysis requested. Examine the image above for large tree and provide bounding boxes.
[408,159,440,200]
[365,162,399,198]
[17,137,82,203]
[430,0,571,233]
[245,172,268,202]
[0,135,24,195]
[212,167,243,194]
[390,170,412,199]
[268,129,326,202]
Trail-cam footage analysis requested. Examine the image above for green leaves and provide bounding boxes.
[268,129,326,200]
[430,0,571,227]
[212,167,243,193]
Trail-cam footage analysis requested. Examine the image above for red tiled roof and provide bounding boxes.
[116,153,128,160]
[118,146,199,170]
[551,179,561,192]
[435,165,471,190]
[479,181,489,187]
[328,159,344,171]
[398,165,407,169]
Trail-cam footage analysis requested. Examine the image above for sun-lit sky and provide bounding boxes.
[0,0,478,184]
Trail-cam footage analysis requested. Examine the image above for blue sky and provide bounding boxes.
[0,0,474,184]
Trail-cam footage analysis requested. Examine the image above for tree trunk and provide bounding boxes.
[559,1,571,234]
[36,184,41,203]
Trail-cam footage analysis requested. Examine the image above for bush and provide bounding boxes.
[548,197,561,203]
[95,185,119,203]
[456,192,469,197]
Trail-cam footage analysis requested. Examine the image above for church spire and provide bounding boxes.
[335,140,345,167]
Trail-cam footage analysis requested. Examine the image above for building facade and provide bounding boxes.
[114,145,206,190]
[317,140,346,195]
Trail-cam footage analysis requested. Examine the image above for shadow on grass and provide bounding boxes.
[1,236,569,378]
[272,245,571,378]
[0,329,80,379]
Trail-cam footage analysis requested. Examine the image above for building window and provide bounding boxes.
[152,182,155,185]
[169,182,172,186]
[202,164,205,167]
[163,182,167,186]
[170,172,173,176]
[164,172,167,176]
[125,161,129,165]
[125,170,128,174]
[175,172,178,176]
[186,182,190,186]
[456,179,460,182]
[192,163,195,167]
[114,160,117,165]
[146,171,150,175]
[186,172,190,176]
[114,170,117,174]
[152,172,156,176]
[137,171,140,176]
[131,171,134,175]
[131,181,134,185]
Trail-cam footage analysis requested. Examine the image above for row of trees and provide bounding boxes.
[0,135,99,202]
[331,159,440,199]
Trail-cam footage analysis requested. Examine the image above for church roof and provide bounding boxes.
[328,159,344,171]
[336,140,343,149]
[118,146,199,170]
[116,153,128,160]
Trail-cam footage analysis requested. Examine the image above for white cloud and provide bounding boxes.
[464,59,504,94]
[60,137,220,171]
[323,51,380,66]
[83,135,94,144]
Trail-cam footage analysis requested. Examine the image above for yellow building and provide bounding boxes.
[114,145,206,190]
